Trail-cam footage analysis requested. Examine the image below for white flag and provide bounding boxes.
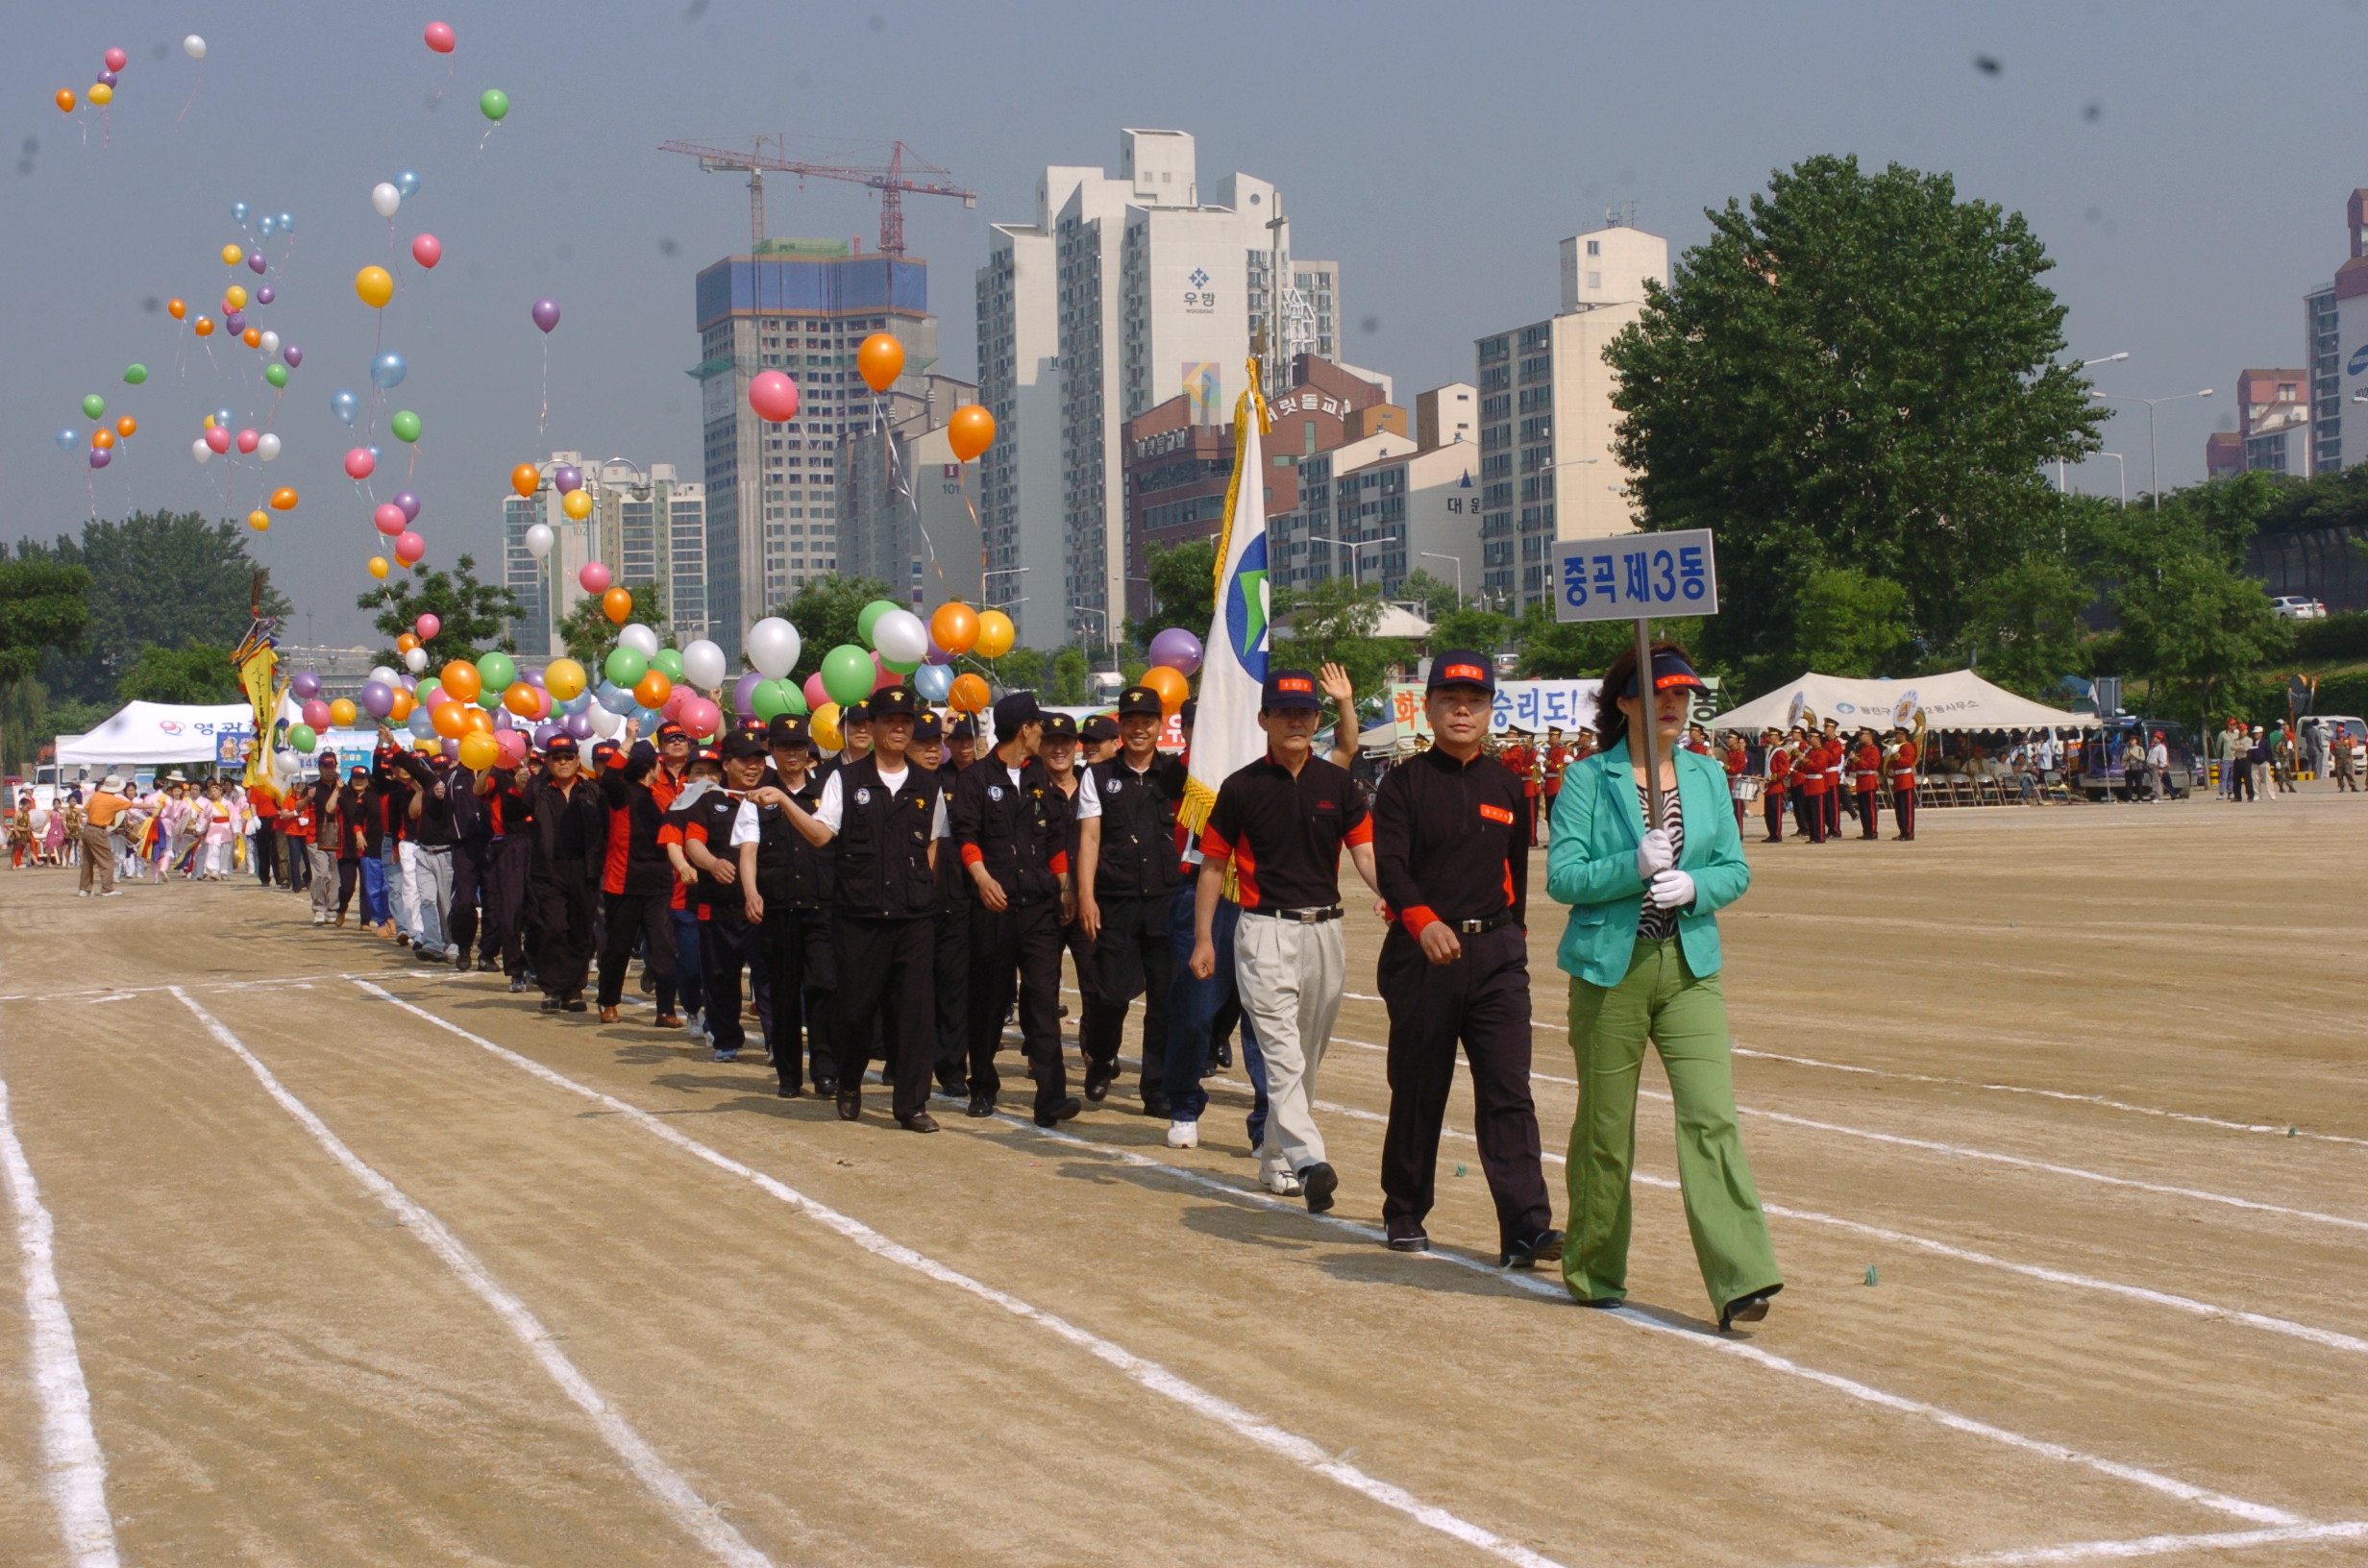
[1181,384,1272,836]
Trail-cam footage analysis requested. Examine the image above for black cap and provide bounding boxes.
[949,718,976,741]
[544,735,580,757]
[1261,670,1322,712]
[843,700,873,725]
[627,740,659,769]
[1041,712,1078,741]
[654,721,689,744]
[868,685,919,719]
[1080,714,1120,743]
[1619,649,1708,699]
[765,714,809,748]
[1117,685,1163,718]
[993,691,1042,734]
[913,712,945,742]
[721,730,768,760]
[1179,698,1197,729]
[1426,651,1496,695]
[349,766,368,778]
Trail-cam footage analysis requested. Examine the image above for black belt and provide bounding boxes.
[1449,910,1520,935]
[1244,903,1342,923]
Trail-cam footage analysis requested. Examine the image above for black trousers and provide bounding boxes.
[334,856,358,916]
[701,914,769,1055]
[530,863,597,1000]
[966,896,1067,1112]
[1822,783,1841,838]
[1761,790,1785,843]
[449,838,489,961]
[1857,787,1880,839]
[285,830,310,891]
[483,838,531,976]
[932,897,969,1083]
[1894,784,1916,840]
[599,891,676,1009]
[832,913,935,1122]
[759,904,833,1090]
[1082,892,1172,1094]
[253,827,280,887]
[1376,922,1552,1250]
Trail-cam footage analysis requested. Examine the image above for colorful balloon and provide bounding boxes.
[221,243,244,266]
[552,464,582,493]
[371,351,407,389]
[371,182,401,219]
[225,283,248,310]
[974,608,1016,660]
[184,36,206,60]
[90,429,114,451]
[820,645,875,707]
[302,698,333,730]
[411,233,442,269]
[329,698,359,727]
[394,530,426,566]
[394,490,421,522]
[602,587,633,624]
[947,404,997,462]
[524,523,554,560]
[949,673,992,715]
[748,370,799,423]
[856,332,905,393]
[205,426,230,454]
[374,503,407,536]
[289,671,323,699]
[617,623,660,658]
[745,617,802,679]
[1141,664,1190,716]
[424,20,456,53]
[680,639,727,691]
[114,416,136,439]
[235,428,259,454]
[480,88,509,122]
[288,723,316,753]
[190,437,210,463]
[347,448,377,479]
[579,561,612,594]
[478,651,517,693]
[439,660,481,703]
[80,393,105,420]
[751,678,804,722]
[561,488,592,521]
[1147,626,1204,675]
[415,613,442,642]
[355,266,395,308]
[543,658,588,701]
[530,297,559,332]
[604,648,648,689]
[456,731,500,772]
[510,463,539,498]
[390,410,421,444]
[167,299,185,320]
[872,608,927,666]
[87,85,112,108]
[332,389,360,425]
[56,429,80,453]
[55,89,75,114]
[269,487,298,512]
[368,556,391,579]
[394,170,421,200]
[123,363,147,385]
[912,662,954,703]
[633,670,674,709]
[193,317,214,338]
[86,448,111,470]
[281,343,301,367]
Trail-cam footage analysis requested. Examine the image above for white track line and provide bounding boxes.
[1922,1518,2368,1564]
[0,1072,118,1568]
[1325,1035,2368,1238]
[169,988,774,1568]
[1301,1097,2368,1360]
[353,982,1572,1568]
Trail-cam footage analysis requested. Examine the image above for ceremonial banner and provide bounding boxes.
[1179,371,1273,837]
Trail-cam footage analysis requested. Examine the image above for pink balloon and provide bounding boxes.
[748,370,800,423]
[394,530,426,565]
[423,20,456,53]
[301,699,333,730]
[494,729,529,766]
[235,429,259,454]
[872,662,900,694]
[578,561,612,594]
[414,613,441,642]
[204,426,231,454]
[105,47,128,72]
[411,233,442,270]
[344,447,376,479]
[678,697,722,738]
[530,687,553,721]
[374,503,407,535]
[802,673,829,710]
[661,685,690,720]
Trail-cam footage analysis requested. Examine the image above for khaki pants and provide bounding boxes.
[77,824,113,893]
[1233,912,1345,1175]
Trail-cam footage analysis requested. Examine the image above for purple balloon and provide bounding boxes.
[441,738,461,760]
[255,285,276,306]
[490,710,514,732]
[392,490,420,522]
[1147,626,1204,677]
[524,666,547,688]
[290,671,322,699]
[247,252,267,275]
[222,309,245,334]
[358,681,394,719]
[399,673,418,691]
[732,670,763,718]
[552,465,581,495]
[530,298,560,333]
[97,69,118,87]
[87,447,110,469]
[533,723,565,749]
[563,711,595,740]
[281,344,303,369]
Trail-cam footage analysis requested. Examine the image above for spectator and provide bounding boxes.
[2146,730,2170,802]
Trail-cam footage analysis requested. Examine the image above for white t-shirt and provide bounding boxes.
[1060,767,1102,821]
[799,765,950,840]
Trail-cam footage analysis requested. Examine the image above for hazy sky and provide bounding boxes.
[9,1,2366,645]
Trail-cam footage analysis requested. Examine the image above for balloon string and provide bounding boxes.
[429,61,454,110]
[100,106,111,153]
[539,340,549,433]
[175,61,204,131]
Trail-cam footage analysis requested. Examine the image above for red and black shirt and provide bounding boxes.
[1369,745,1526,937]
[1199,752,1371,912]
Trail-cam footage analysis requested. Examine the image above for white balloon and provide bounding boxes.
[371,183,402,219]
[368,666,400,689]
[191,438,212,465]
[680,639,727,691]
[258,330,281,356]
[872,608,927,666]
[256,432,283,462]
[745,616,801,680]
[183,35,206,60]
[618,623,660,658]
[588,704,624,737]
[404,647,429,674]
[524,523,555,560]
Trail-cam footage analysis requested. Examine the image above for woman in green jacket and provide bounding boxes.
[1545,641,1781,1331]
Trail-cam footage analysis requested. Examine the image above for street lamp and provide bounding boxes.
[2089,388,2212,509]
[1070,603,1111,658]
[2093,452,2127,508]
[2061,353,2130,491]
[1309,534,1375,583]
[1417,551,1464,605]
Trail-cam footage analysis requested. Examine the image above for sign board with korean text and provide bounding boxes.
[1552,528,1718,623]
[1389,680,1603,739]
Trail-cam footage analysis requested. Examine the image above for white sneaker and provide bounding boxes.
[1262,1165,1303,1197]
[312,915,328,925]
[1165,1119,1200,1150]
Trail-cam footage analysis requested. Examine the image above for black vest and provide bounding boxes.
[1090,755,1186,899]
[832,757,943,919]
[753,775,832,909]
[685,789,748,919]
[954,756,1066,904]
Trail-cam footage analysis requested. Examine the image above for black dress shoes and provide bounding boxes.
[1385,1224,1430,1254]
[1718,1287,1778,1333]
[1298,1162,1339,1214]
[900,1112,940,1134]
[1032,1097,1081,1128]
[811,1076,838,1098]
[1500,1228,1566,1270]
[836,1090,862,1122]
[966,1094,996,1118]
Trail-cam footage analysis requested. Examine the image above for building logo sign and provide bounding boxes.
[1188,268,1209,288]
[1182,264,1216,312]
[2350,342,2368,378]
[1183,363,1221,419]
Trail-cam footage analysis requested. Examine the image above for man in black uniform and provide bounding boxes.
[909,713,972,1099]
[512,736,605,1013]
[681,731,771,1065]
[1079,713,1122,771]
[952,692,1078,1127]
[1369,653,1559,1265]
[739,715,835,1095]
[771,685,948,1132]
[1079,685,1186,1113]
[946,718,976,773]
[594,741,678,1025]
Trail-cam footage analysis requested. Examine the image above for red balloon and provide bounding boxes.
[394,530,427,566]
[345,448,377,479]
[374,503,407,536]
[748,370,800,423]
[411,233,442,270]
[204,426,230,454]
[423,20,456,53]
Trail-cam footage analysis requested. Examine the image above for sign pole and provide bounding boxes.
[1549,527,1719,829]
[1634,614,1664,824]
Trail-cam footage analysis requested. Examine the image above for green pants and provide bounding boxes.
[1564,938,1781,1313]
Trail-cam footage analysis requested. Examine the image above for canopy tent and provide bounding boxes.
[55,697,299,769]
[1708,671,2097,735]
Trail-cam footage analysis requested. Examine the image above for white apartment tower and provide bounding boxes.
[978,130,1332,648]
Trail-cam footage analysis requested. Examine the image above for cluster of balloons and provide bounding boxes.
[743,338,996,463]
[1139,626,1204,716]
[57,44,130,114]
[369,170,422,220]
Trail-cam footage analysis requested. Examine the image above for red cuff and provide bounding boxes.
[960,844,983,867]
[1197,825,1232,862]
[1049,850,1070,875]
[1400,904,1440,936]
[1343,817,1373,847]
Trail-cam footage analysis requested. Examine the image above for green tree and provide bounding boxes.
[0,557,93,770]
[990,646,1048,695]
[1958,554,2092,697]
[116,643,241,704]
[1270,575,1411,697]
[1127,538,1217,649]
[357,554,523,668]
[775,576,896,683]
[2086,502,2289,727]
[1607,155,2102,689]
[1049,646,1090,703]
[557,581,666,667]
[12,512,285,703]
[1792,567,1915,677]
[1514,603,1710,680]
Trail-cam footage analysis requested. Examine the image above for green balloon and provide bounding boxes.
[288,723,317,753]
[81,394,105,420]
[477,651,517,693]
[751,679,806,722]
[416,680,444,709]
[880,652,921,675]
[123,364,147,385]
[855,599,902,648]
[477,683,503,711]
[265,363,290,389]
[821,644,876,707]
[390,409,421,443]
[480,87,509,122]
[604,648,648,689]
[651,648,685,682]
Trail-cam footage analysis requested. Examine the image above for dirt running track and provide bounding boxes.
[0,792,2363,1567]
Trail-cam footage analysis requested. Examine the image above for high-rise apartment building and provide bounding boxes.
[2236,369,2310,478]
[979,130,1331,649]
[501,454,703,655]
[2304,188,2368,476]
[1474,222,1668,613]
[694,240,936,655]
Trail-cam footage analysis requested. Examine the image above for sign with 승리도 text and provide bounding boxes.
[1552,528,1718,622]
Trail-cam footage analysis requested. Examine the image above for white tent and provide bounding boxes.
[55,698,293,768]
[1709,671,2097,735]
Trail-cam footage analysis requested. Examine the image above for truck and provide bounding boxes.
[2069,717,2197,800]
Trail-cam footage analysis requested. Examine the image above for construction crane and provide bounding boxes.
[657,136,975,256]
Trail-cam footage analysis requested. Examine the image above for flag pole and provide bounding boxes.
[1634,615,1664,824]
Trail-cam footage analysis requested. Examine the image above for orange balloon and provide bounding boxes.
[633,670,674,709]
[369,557,392,580]
[602,586,633,624]
[1141,664,1190,717]
[354,265,395,309]
[974,608,1015,660]
[387,689,414,722]
[166,298,185,321]
[929,600,979,656]
[460,706,494,737]
[89,429,114,450]
[241,328,261,349]
[510,463,539,499]
[949,673,992,715]
[947,404,997,463]
[115,416,136,438]
[396,633,419,653]
[193,317,214,337]
[431,700,468,740]
[502,681,539,717]
[438,660,482,703]
[55,89,76,113]
[856,331,906,393]
[247,511,270,533]
[269,486,298,511]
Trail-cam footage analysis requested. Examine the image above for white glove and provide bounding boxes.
[1635,826,1674,879]
[1647,868,1695,911]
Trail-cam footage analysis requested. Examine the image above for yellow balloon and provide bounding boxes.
[354,265,395,309]
[329,698,358,727]
[247,510,270,532]
[974,608,1016,660]
[810,701,844,752]
[367,556,391,579]
[224,283,248,310]
[87,83,113,107]
[456,731,501,772]
[543,657,588,701]
[221,243,244,266]
[561,487,593,520]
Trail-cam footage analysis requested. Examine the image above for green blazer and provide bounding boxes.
[1544,739,1751,988]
